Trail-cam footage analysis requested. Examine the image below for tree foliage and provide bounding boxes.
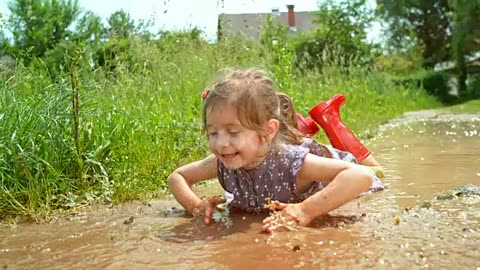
[107,10,135,39]
[451,0,480,98]
[377,0,480,101]
[73,11,105,44]
[7,0,80,61]
[259,14,288,51]
[291,0,379,71]
[376,0,453,67]
[1,1,156,76]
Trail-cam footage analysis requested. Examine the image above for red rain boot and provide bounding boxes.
[308,94,370,162]
[295,113,319,136]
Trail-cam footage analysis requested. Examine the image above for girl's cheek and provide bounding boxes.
[208,139,215,150]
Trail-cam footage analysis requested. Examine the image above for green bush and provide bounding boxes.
[393,70,457,104]
[422,71,457,103]
[373,54,422,75]
[466,73,480,99]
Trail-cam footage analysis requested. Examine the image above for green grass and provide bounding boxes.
[439,99,480,113]
[0,36,445,220]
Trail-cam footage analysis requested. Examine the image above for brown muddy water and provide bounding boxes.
[1,113,480,270]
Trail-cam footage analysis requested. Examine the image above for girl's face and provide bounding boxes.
[206,102,269,170]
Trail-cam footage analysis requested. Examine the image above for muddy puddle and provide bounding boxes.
[1,114,480,269]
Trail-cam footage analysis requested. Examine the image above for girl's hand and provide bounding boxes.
[261,201,314,233]
[192,196,225,225]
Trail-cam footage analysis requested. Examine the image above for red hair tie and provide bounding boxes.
[201,88,210,101]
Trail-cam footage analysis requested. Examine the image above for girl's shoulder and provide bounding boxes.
[286,138,333,158]
[275,141,312,169]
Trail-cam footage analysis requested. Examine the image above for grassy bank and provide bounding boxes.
[0,37,442,220]
[440,99,480,113]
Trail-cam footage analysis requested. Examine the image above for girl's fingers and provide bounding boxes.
[204,206,213,224]
[262,225,273,233]
[261,206,302,233]
[261,215,280,233]
[262,215,275,224]
[262,204,289,225]
[209,196,225,205]
[209,196,221,204]
[200,196,227,225]
[262,221,283,233]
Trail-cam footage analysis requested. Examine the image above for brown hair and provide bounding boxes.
[202,68,305,145]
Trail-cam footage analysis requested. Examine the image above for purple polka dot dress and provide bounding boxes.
[217,138,384,213]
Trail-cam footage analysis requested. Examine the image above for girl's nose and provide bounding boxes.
[216,133,230,148]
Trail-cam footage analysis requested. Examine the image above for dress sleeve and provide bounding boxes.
[280,142,310,184]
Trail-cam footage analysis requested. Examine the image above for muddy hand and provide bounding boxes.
[262,202,302,233]
[202,196,225,225]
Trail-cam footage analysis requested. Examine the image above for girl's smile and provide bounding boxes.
[221,152,239,159]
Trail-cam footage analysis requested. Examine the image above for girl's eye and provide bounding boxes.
[208,131,218,137]
[228,130,239,135]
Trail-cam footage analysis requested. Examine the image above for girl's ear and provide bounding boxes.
[266,119,280,140]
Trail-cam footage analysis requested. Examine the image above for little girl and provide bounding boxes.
[168,68,384,232]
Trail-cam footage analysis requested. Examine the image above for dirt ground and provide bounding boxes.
[380,109,480,128]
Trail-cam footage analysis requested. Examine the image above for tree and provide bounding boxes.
[107,10,135,39]
[73,11,106,44]
[451,0,480,98]
[43,11,105,77]
[291,0,378,70]
[7,0,80,61]
[259,14,288,51]
[376,0,452,68]
[91,11,136,70]
[0,11,11,54]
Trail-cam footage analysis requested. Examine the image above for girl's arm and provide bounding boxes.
[167,154,218,215]
[295,153,373,224]
[263,153,373,229]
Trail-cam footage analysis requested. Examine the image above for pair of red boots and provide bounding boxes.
[295,94,370,162]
